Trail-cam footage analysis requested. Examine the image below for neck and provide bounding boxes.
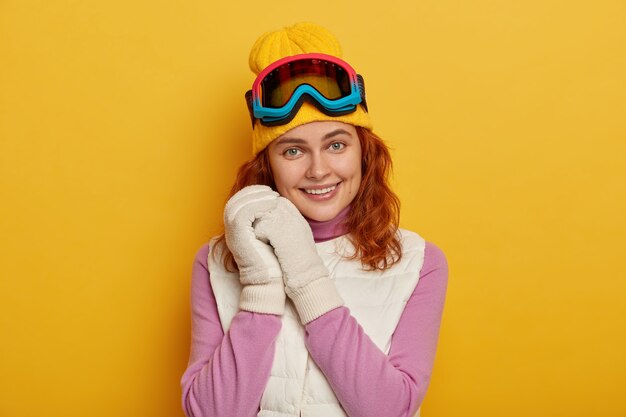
[305,205,351,243]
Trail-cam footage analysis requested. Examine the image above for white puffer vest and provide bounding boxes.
[208,229,426,417]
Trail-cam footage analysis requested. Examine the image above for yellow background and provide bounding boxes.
[1,0,625,416]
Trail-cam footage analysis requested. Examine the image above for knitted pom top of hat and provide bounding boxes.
[248,22,372,155]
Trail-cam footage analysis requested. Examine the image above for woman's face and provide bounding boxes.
[267,121,362,222]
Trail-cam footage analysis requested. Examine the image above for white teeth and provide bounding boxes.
[304,185,336,195]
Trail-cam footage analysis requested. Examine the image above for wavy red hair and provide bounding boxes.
[214,126,402,271]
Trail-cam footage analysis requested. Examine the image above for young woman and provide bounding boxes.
[181,23,448,417]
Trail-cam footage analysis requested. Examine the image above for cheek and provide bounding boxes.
[268,155,285,192]
[343,155,362,184]
[270,163,297,195]
[351,173,362,196]
[349,159,363,196]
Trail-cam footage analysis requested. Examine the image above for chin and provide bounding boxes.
[305,213,334,222]
[299,206,341,222]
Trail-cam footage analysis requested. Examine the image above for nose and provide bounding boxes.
[306,152,331,180]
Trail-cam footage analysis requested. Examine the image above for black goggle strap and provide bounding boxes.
[356,74,368,112]
[245,90,255,127]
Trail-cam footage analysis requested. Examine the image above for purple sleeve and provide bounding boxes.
[304,241,448,417]
[180,243,283,417]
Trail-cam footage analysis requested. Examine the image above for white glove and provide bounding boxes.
[224,185,285,315]
[254,197,344,324]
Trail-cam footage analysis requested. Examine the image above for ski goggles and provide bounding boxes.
[245,53,367,127]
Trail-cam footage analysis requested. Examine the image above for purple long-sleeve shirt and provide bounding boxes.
[181,210,448,417]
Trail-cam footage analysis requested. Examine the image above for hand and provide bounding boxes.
[254,197,344,324]
[224,185,285,315]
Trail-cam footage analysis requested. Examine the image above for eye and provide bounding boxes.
[284,148,302,157]
[329,142,345,151]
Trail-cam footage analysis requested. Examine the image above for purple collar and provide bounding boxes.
[305,205,351,243]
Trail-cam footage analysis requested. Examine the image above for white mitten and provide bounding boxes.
[254,197,344,324]
[224,185,285,315]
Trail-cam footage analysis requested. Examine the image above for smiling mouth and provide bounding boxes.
[302,183,339,195]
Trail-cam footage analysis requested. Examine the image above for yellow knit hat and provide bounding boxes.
[248,22,373,155]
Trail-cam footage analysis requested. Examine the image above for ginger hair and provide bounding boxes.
[213,126,402,271]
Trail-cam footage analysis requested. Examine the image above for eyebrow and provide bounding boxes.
[275,128,353,146]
